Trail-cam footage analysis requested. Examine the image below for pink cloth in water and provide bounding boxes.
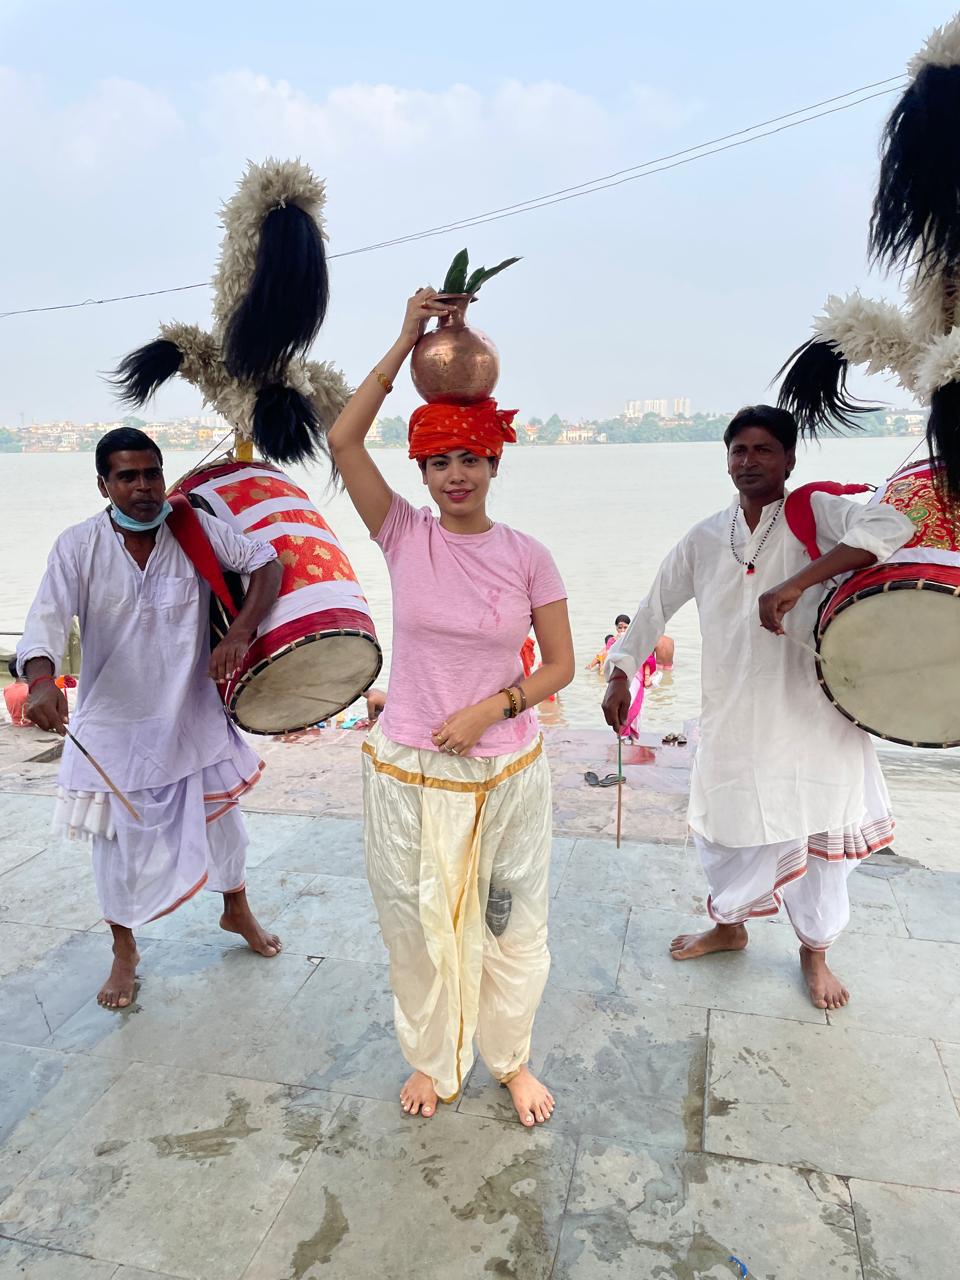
[621,653,657,738]
[374,493,566,756]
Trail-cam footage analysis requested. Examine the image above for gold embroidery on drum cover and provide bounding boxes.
[246,507,333,535]
[216,474,311,514]
[272,533,357,595]
[881,472,960,552]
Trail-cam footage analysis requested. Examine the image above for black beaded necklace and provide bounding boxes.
[730,498,784,575]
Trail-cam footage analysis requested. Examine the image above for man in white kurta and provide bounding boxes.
[19,429,284,1008]
[604,405,915,1009]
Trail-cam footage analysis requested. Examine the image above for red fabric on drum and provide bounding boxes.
[819,560,960,631]
[784,482,873,561]
[167,494,238,620]
[224,607,379,690]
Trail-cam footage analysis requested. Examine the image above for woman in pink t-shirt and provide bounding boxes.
[329,289,575,1128]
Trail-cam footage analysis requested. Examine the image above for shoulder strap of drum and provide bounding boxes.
[167,493,239,620]
[784,481,873,560]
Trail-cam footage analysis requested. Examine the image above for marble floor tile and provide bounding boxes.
[558,837,707,916]
[50,940,314,1071]
[459,985,707,1150]
[0,844,102,930]
[0,927,140,1047]
[554,1136,859,1279]
[0,1044,126,1204]
[253,814,366,878]
[821,930,960,1041]
[0,1239,118,1279]
[0,792,58,849]
[240,809,326,869]
[889,867,960,942]
[267,874,387,962]
[548,897,630,994]
[548,836,576,898]
[242,1098,577,1280]
[0,1061,342,1280]
[217,958,408,1101]
[937,1039,960,1106]
[0,843,42,879]
[616,908,827,1023]
[852,1178,960,1280]
[705,1010,960,1189]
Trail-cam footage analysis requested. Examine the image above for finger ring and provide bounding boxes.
[450,747,460,755]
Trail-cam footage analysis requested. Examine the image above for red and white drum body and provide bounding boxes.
[817,459,960,747]
[177,460,381,734]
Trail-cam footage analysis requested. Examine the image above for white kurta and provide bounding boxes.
[18,509,276,793]
[18,509,278,927]
[606,491,915,848]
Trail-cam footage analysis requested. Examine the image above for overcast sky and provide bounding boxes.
[0,0,950,426]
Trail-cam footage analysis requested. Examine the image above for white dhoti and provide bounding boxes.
[361,722,551,1102]
[54,755,264,928]
[694,805,894,950]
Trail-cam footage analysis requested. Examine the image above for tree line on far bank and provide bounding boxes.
[372,410,919,446]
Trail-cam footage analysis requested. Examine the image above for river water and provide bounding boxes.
[0,437,922,731]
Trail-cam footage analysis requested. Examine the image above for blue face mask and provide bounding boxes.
[110,500,173,533]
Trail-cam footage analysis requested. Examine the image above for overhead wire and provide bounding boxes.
[0,74,907,321]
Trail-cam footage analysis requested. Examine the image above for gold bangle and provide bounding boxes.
[499,688,519,719]
[375,371,393,394]
[515,685,528,713]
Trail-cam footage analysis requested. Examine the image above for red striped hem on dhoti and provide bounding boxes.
[807,815,895,862]
[707,840,808,925]
[203,760,265,825]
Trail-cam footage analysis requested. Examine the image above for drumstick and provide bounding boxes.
[616,734,623,849]
[64,730,142,823]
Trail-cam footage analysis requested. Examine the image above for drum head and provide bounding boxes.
[819,586,960,747]
[230,632,383,735]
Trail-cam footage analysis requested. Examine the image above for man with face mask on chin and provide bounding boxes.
[603,405,914,1011]
[19,427,284,1010]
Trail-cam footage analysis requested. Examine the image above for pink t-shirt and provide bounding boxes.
[375,493,567,757]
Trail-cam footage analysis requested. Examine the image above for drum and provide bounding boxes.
[175,460,381,734]
[816,458,960,747]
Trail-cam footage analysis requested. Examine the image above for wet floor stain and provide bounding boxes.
[289,1189,349,1277]
[93,1139,128,1157]
[451,1150,553,1278]
[148,1093,260,1161]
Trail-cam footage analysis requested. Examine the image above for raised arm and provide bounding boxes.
[328,289,451,535]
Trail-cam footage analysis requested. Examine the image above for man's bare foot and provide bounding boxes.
[505,1065,555,1127]
[800,945,849,1010]
[219,889,281,957]
[98,927,140,1009]
[670,922,748,961]
[400,1070,438,1117]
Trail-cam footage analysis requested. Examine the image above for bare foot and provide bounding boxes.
[800,945,849,1010]
[219,889,281,957]
[400,1070,438,1118]
[670,923,748,961]
[98,931,140,1009]
[505,1065,555,1127]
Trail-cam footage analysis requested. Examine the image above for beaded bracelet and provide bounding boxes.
[499,687,520,719]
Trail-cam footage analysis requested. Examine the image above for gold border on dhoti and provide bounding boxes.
[360,735,543,794]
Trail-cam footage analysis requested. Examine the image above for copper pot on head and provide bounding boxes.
[410,294,500,404]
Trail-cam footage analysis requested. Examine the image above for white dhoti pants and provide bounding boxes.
[54,757,264,928]
[361,723,552,1102]
[694,806,894,950]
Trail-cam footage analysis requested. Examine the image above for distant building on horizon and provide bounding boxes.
[624,396,691,420]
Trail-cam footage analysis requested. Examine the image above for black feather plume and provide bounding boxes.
[252,384,329,466]
[926,381,960,501]
[109,340,183,406]
[776,337,881,436]
[223,204,328,382]
[870,64,960,276]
